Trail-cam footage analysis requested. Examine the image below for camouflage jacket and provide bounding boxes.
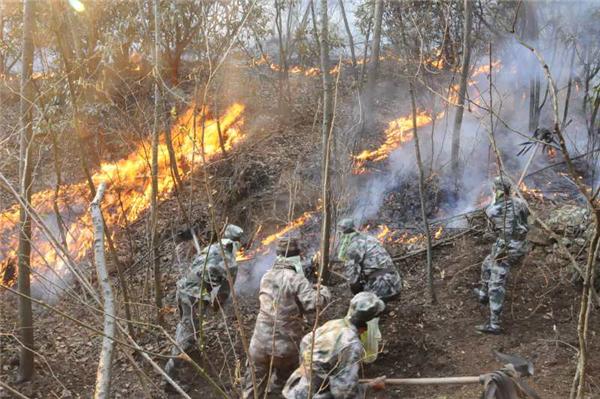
[283,317,366,399]
[340,232,401,297]
[176,240,237,301]
[249,257,330,358]
[485,195,529,241]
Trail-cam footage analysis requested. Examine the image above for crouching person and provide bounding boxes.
[164,224,243,389]
[337,218,401,362]
[243,237,330,398]
[283,292,387,398]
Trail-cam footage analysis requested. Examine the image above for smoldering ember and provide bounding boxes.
[0,1,599,398]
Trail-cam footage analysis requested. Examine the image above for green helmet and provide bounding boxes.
[493,176,511,193]
[347,292,385,328]
[338,218,356,234]
[223,224,243,241]
[276,237,300,257]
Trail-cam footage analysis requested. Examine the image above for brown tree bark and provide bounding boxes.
[319,0,332,282]
[151,0,163,324]
[0,3,5,78]
[274,0,290,117]
[338,0,357,80]
[17,0,35,382]
[363,0,384,129]
[521,1,541,132]
[409,84,436,304]
[450,0,473,183]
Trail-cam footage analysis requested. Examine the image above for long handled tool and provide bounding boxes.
[360,376,483,385]
[360,351,540,399]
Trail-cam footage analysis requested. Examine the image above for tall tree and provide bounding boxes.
[450,0,473,182]
[520,2,541,132]
[363,0,383,128]
[90,183,116,399]
[319,0,332,281]
[0,1,5,78]
[151,0,163,323]
[17,0,35,382]
[338,0,357,80]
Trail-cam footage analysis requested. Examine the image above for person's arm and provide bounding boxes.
[294,273,330,312]
[328,341,368,398]
[343,242,364,292]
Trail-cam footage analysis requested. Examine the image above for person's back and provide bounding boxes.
[253,256,324,356]
[244,238,330,398]
[486,195,529,240]
[343,230,401,302]
[351,233,395,275]
[283,292,386,399]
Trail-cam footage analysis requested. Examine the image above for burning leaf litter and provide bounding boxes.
[0,103,246,287]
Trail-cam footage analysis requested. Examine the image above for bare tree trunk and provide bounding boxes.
[409,83,436,303]
[213,98,227,156]
[275,0,289,117]
[562,45,576,131]
[338,0,357,80]
[0,2,5,78]
[319,0,332,282]
[523,2,541,132]
[571,216,600,399]
[363,0,384,129]
[151,0,163,323]
[17,0,35,383]
[450,0,473,183]
[359,16,373,86]
[163,106,182,191]
[309,0,320,48]
[90,183,116,399]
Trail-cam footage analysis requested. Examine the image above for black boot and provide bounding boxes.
[475,322,502,335]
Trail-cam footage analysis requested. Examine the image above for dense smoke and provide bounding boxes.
[347,1,599,227]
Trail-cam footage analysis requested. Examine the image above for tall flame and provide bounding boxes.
[0,103,246,286]
[353,111,435,172]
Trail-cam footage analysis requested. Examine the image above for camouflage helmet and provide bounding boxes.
[338,218,356,233]
[276,236,300,257]
[347,292,385,328]
[492,176,512,193]
[223,224,244,241]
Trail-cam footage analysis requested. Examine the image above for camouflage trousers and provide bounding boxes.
[242,343,298,399]
[364,269,402,302]
[480,238,527,325]
[165,292,208,381]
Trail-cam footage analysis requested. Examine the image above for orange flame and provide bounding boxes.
[0,103,246,285]
[353,111,435,172]
[519,182,544,201]
[261,211,315,247]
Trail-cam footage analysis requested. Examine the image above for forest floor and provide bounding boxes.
[1,65,599,399]
[3,219,598,399]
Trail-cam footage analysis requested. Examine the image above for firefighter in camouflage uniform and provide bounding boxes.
[283,291,387,399]
[474,177,529,334]
[243,237,330,398]
[336,218,401,362]
[164,224,243,387]
[337,218,401,302]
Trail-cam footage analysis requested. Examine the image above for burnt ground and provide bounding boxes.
[2,215,599,398]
